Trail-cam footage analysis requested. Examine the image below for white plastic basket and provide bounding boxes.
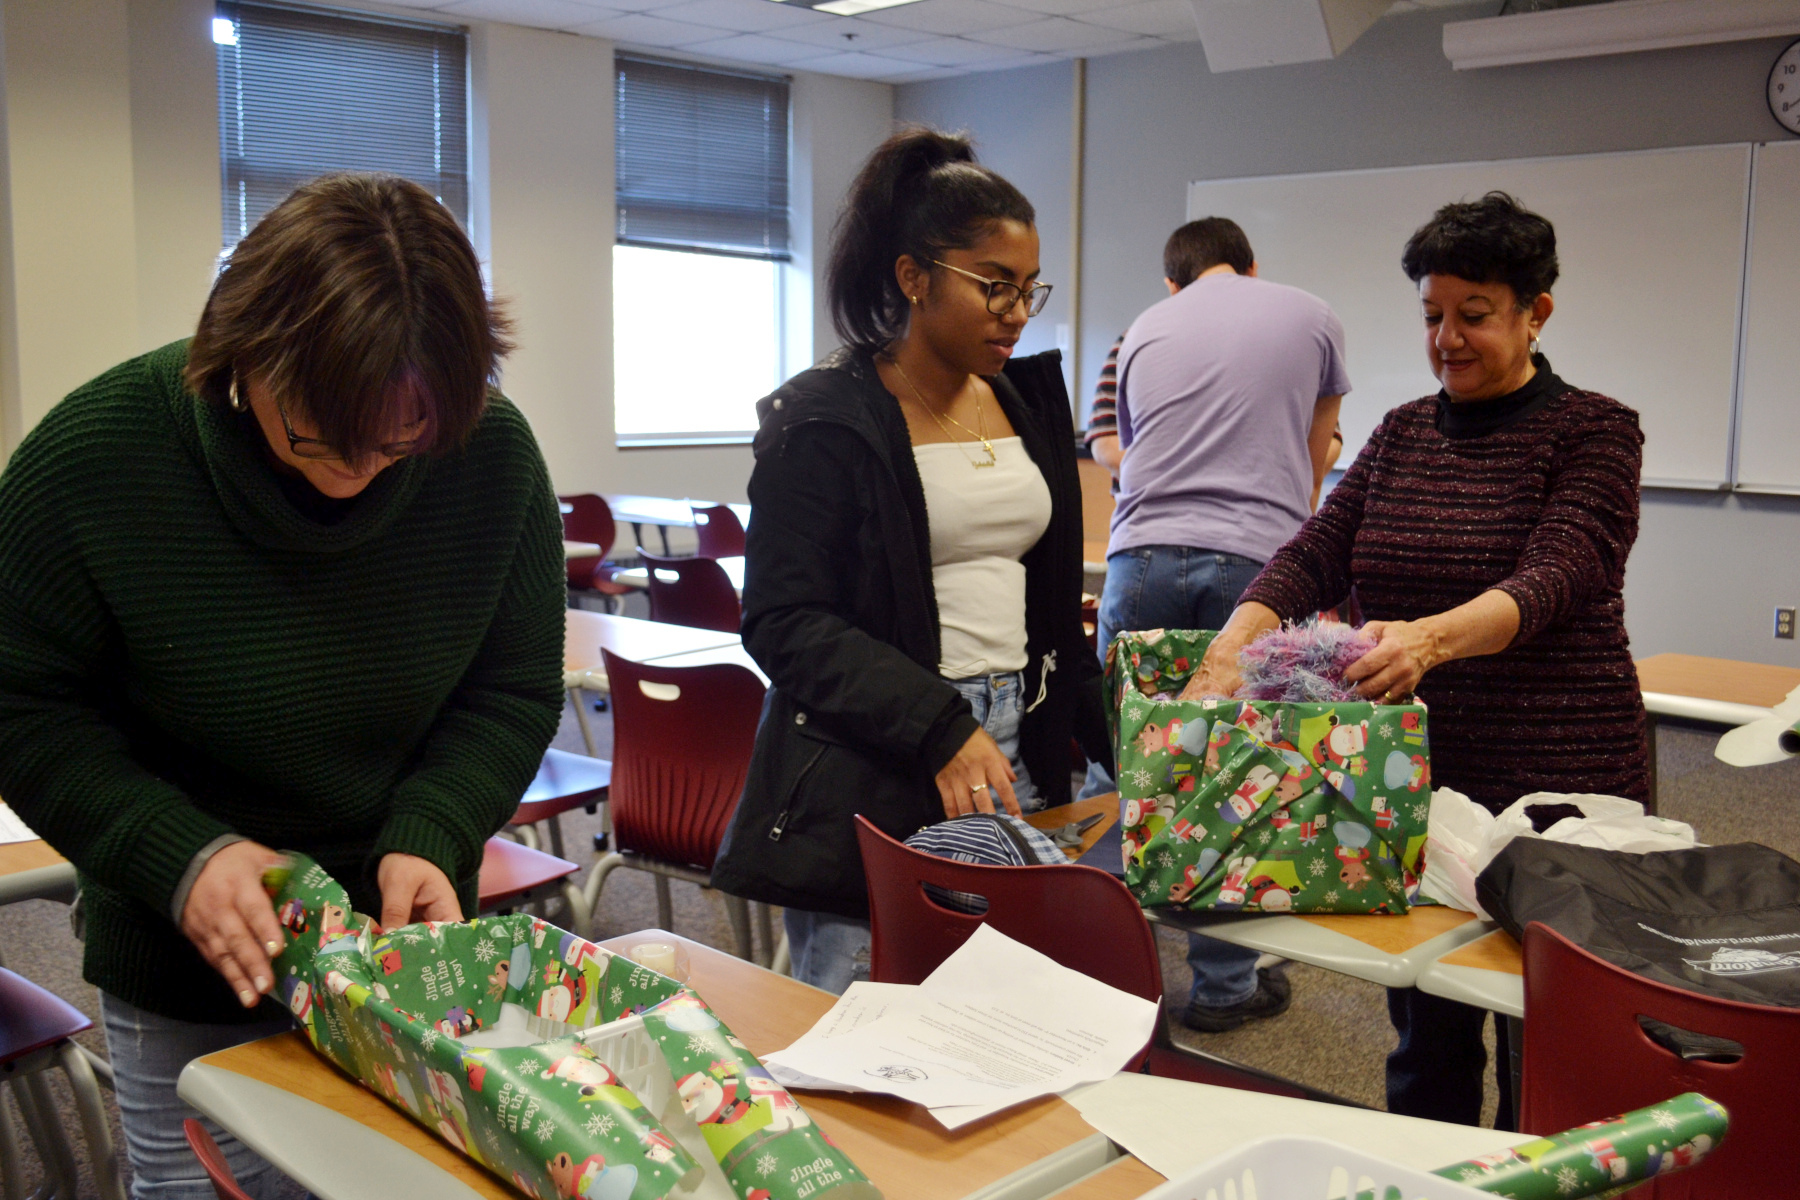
[1137,1135,1494,1200]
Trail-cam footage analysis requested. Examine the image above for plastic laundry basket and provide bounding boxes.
[1138,1135,1492,1200]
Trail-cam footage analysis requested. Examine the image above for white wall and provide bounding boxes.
[0,0,895,509]
[898,5,1800,667]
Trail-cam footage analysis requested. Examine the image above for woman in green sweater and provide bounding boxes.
[0,175,565,1198]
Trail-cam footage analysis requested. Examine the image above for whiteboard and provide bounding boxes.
[1734,140,1800,495]
[1187,145,1753,488]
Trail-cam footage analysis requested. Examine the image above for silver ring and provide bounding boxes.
[970,783,989,794]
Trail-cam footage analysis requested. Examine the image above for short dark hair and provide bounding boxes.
[1401,191,1559,306]
[827,127,1035,351]
[187,173,513,462]
[1163,218,1253,287]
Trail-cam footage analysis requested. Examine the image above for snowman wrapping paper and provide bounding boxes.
[264,855,878,1200]
[1104,629,1432,915]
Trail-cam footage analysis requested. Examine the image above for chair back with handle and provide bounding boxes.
[560,493,624,592]
[603,650,765,871]
[1522,921,1800,1198]
[690,504,746,558]
[640,551,739,633]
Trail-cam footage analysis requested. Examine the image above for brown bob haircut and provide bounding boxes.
[186,173,513,462]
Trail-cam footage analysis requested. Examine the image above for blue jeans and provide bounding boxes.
[100,993,295,1200]
[1085,545,1266,1007]
[786,671,1038,994]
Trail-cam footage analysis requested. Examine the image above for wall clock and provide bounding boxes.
[1770,38,1800,135]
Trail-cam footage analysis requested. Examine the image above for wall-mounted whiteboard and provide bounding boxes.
[1188,145,1753,489]
[1734,140,1800,495]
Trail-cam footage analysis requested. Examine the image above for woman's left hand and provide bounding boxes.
[377,853,463,932]
[1342,619,1445,702]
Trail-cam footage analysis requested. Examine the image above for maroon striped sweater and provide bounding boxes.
[1240,375,1649,812]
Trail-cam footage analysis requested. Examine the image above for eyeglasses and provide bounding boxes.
[932,260,1053,317]
[277,403,424,462]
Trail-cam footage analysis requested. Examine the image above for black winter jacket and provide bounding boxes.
[710,347,1109,919]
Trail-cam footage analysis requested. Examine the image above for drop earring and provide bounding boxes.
[228,376,247,412]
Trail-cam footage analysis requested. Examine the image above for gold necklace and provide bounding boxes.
[887,357,997,469]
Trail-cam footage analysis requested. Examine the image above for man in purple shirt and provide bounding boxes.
[1097,218,1347,1033]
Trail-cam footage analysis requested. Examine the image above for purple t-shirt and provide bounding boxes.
[1112,272,1350,563]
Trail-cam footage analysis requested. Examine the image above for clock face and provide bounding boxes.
[1771,39,1800,135]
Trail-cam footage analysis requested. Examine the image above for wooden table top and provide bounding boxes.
[1437,928,1523,976]
[198,930,1104,1200]
[563,610,740,674]
[1635,653,1800,709]
[0,839,67,877]
[1051,1155,1166,1200]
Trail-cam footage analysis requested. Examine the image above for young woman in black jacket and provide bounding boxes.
[711,128,1109,992]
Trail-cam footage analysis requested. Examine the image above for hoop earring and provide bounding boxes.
[227,376,247,412]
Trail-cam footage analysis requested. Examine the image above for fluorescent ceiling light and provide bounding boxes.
[1444,0,1800,70]
[768,0,926,12]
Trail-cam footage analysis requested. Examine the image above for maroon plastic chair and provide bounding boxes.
[1521,921,1800,1198]
[640,552,740,633]
[182,1119,255,1200]
[852,814,1329,1095]
[559,493,633,610]
[508,747,612,860]
[477,836,580,915]
[575,651,771,962]
[690,504,746,559]
[0,967,125,1200]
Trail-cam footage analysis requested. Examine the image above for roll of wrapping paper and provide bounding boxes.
[642,991,882,1200]
[1427,1092,1728,1199]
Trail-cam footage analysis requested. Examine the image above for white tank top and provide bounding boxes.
[912,435,1053,679]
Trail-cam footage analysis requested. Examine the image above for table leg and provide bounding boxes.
[1495,1014,1522,1133]
[569,687,599,758]
[1645,716,1659,816]
[658,526,671,555]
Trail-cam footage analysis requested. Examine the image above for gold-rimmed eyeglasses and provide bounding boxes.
[932,260,1053,317]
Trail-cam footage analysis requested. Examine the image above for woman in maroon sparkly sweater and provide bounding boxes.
[1187,192,1647,1126]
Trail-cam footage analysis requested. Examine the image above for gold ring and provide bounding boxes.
[970,783,989,794]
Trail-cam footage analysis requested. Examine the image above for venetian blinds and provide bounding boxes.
[615,54,791,260]
[215,2,469,251]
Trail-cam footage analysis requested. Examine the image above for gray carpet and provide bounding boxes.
[3,713,1795,1196]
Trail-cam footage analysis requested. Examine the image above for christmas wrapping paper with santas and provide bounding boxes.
[1432,1092,1728,1199]
[1104,628,1432,914]
[264,855,876,1200]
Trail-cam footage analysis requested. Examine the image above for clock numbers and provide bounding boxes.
[1771,40,1800,135]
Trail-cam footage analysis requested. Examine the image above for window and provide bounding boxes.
[613,55,792,445]
[215,2,468,254]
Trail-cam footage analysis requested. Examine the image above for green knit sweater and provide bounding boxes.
[0,341,565,1023]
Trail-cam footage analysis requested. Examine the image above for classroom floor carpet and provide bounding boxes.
[2,713,1794,1197]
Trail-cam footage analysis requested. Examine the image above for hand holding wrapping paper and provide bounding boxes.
[261,856,878,1200]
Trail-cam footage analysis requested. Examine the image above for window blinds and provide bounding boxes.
[615,55,791,261]
[216,2,469,250]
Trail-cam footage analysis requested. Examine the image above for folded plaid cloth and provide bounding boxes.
[905,814,1070,913]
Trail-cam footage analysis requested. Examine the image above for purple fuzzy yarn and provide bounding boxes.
[1234,620,1377,703]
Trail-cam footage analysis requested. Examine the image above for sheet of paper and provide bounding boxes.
[765,924,1159,1112]
[1063,1073,1529,1182]
[0,802,39,845]
[763,981,917,1093]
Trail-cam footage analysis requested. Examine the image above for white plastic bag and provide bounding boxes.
[1420,789,1699,918]
[1715,683,1800,767]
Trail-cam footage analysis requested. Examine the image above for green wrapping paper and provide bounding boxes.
[1432,1093,1728,1198]
[1104,629,1431,914]
[263,856,876,1200]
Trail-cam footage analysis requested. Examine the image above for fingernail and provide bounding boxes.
[266,940,283,956]
[238,990,257,1007]
[254,976,270,993]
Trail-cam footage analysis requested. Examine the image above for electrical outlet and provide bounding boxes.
[1778,607,1797,640]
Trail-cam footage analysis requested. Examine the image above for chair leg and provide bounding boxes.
[755,903,775,969]
[547,815,567,862]
[771,930,791,978]
[653,875,673,934]
[57,1041,126,1200]
[570,687,600,758]
[19,1070,78,1200]
[575,853,626,941]
[0,1078,29,1200]
[724,895,753,963]
[512,823,540,851]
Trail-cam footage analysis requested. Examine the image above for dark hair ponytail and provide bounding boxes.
[827,126,1035,351]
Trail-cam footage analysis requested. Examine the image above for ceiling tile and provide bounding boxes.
[570,9,727,43]
[858,0,1045,36]
[986,0,1124,17]
[879,65,966,81]
[435,0,618,28]
[965,15,1146,50]
[653,0,835,31]
[1076,0,1198,38]
[594,0,708,13]
[876,34,1025,64]
[792,48,931,76]
[681,31,837,61]
[767,16,933,50]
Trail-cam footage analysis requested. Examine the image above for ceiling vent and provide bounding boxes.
[1444,0,1800,69]
[1189,0,1394,72]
